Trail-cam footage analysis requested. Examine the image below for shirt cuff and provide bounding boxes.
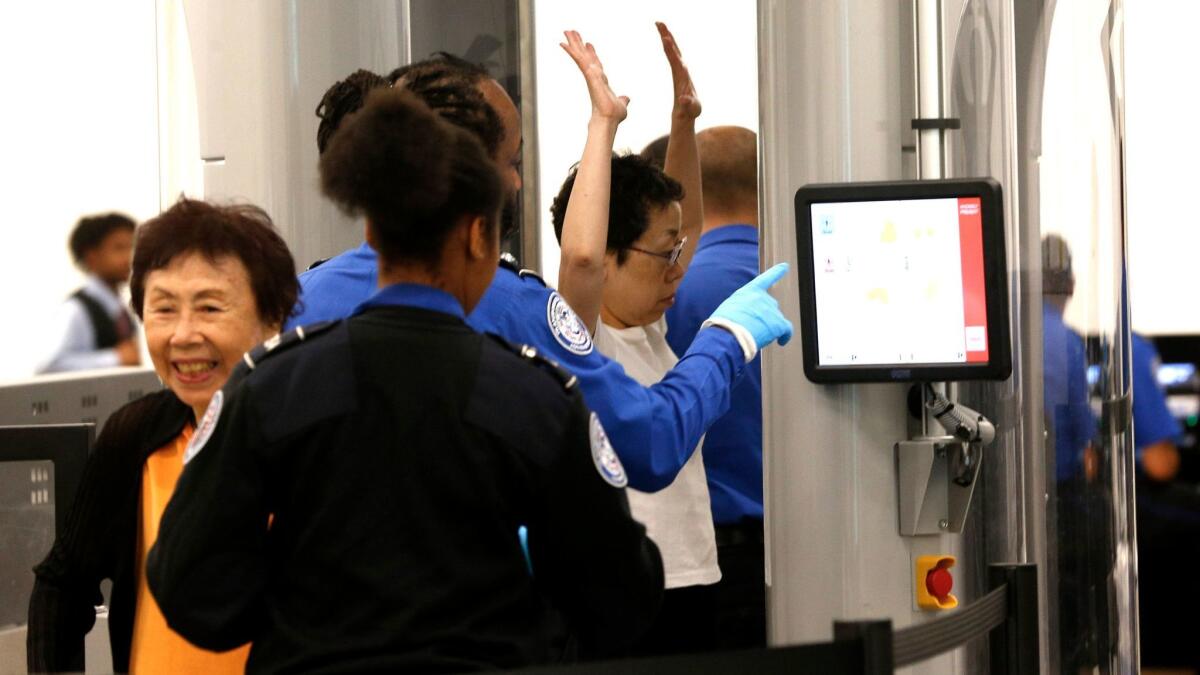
[700,318,757,363]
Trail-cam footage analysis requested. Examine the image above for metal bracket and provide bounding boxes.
[896,437,983,535]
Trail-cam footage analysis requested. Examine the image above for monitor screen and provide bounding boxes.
[0,424,92,629]
[1158,362,1196,389]
[795,179,1011,383]
[0,460,54,628]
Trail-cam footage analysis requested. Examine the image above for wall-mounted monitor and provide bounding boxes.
[794,179,1012,383]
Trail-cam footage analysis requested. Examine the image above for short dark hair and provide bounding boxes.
[320,88,504,265]
[640,135,669,169]
[315,69,390,155]
[130,198,299,328]
[550,154,684,264]
[69,213,136,264]
[388,53,505,158]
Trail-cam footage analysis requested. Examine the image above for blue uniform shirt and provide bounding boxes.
[285,244,749,493]
[287,243,378,330]
[664,225,762,525]
[1131,333,1183,451]
[468,263,747,492]
[1042,304,1097,482]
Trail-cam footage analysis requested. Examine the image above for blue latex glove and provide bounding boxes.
[707,263,794,350]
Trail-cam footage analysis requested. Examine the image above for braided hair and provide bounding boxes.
[315,69,389,155]
[388,53,505,158]
[320,88,504,266]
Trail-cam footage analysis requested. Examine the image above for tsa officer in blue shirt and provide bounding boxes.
[1131,332,1183,481]
[659,126,767,649]
[289,55,793,494]
[1128,332,1190,670]
[1040,234,1097,483]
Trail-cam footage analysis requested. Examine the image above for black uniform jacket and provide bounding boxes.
[146,302,664,674]
[28,388,191,673]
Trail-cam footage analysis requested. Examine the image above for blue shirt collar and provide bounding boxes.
[698,224,758,248]
[353,283,465,318]
[353,242,377,259]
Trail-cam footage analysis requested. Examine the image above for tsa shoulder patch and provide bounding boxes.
[589,412,626,488]
[546,291,593,356]
[183,389,223,465]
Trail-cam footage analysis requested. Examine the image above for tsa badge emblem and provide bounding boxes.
[589,413,627,488]
[183,389,222,465]
[546,291,593,355]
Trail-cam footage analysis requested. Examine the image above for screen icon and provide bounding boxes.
[965,326,987,352]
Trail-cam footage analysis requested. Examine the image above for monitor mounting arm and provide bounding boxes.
[896,384,996,535]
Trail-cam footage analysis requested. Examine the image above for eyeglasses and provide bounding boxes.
[627,236,687,266]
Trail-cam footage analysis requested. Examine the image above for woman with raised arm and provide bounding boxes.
[552,23,790,656]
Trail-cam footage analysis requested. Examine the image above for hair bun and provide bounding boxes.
[320,88,454,225]
[319,84,504,264]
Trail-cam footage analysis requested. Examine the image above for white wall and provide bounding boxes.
[532,1,759,284]
[1125,1,1200,336]
[0,2,162,382]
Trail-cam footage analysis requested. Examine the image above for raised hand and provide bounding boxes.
[560,30,629,123]
[656,22,701,121]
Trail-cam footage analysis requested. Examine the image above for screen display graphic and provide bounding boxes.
[809,197,988,368]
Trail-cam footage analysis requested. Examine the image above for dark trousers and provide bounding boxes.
[712,519,767,650]
[628,584,718,657]
[1137,478,1200,669]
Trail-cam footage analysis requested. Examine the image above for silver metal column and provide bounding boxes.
[759,0,1137,672]
[181,0,412,270]
[757,5,970,674]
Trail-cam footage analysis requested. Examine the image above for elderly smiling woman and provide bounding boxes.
[27,198,298,674]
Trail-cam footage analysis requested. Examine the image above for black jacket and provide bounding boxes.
[147,305,664,673]
[27,388,190,673]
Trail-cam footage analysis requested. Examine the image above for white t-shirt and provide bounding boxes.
[594,316,721,589]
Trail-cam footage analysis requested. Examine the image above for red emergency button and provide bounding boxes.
[915,555,959,610]
[926,566,954,600]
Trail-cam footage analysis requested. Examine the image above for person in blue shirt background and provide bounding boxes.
[654,125,766,650]
[288,51,792,496]
[1129,314,1193,671]
[1040,234,1097,483]
[1040,234,1106,672]
[1131,332,1183,480]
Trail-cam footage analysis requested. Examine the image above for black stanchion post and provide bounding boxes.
[833,620,894,675]
[988,563,1039,674]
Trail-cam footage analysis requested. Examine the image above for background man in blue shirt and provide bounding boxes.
[660,125,766,649]
[1129,325,1192,671]
[1132,332,1183,479]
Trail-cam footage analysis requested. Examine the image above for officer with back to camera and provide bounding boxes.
[146,88,663,672]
